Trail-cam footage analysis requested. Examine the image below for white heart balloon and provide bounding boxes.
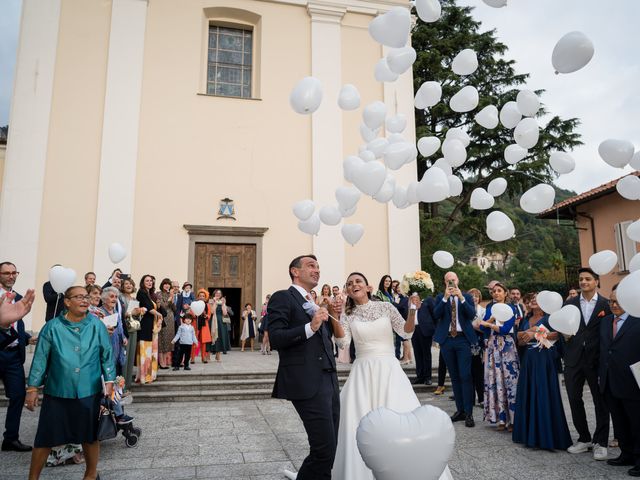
[626,219,640,242]
[289,77,323,114]
[549,151,576,174]
[549,304,581,335]
[49,265,77,294]
[617,270,640,316]
[630,152,640,170]
[588,250,618,275]
[335,186,361,211]
[552,31,594,74]
[447,175,463,197]
[406,181,419,204]
[386,114,407,134]
[442,138,467,167]
[319,205,342,226]
[298,213,321,235]
[384,142,414,170]
[536,291,564,315]
[486,211,515,242]
[449,85,479,113]
[374,176,396,203]
[514,117,539,149]
[190,300,206,317]
[451,49,478,76]
[356,405,455,480]
[500,101,522,129]
[417,167,450,203]
[519,183,555,214]
[475,105,499,129]
[344,156,365,182]
[392,185,408,208]
[368,138,389,159]
[340,204,357,218]
[482,0,507,7]
[504,144,528,165]
[470,188,495,210]
[628,252,640,273]
[338,84,361,111]
[414,82,442,109]
[368,7,411,48]
[108,243,127,263]
[375,58,399,82]
[387,133,406,144]
[415,0,442,22]
[433,158,453,176]
[598,139,635,168]
[387,47,417,75]
[359,149,376,162]
[354,161,387,196]
[487,177,508,197]
[492,303,514,324]
[616,175,640,200]
[445,127,470,147]
[292,199,315,221]
[341,224,364,246]
[417,136,441,158]
[363,101,387,130]
[360,124,379,143]
[516,89,540,117]
[433,250,454,269]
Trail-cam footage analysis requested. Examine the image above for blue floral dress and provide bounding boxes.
[482,302,520,426]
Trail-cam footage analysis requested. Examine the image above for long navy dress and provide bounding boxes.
[512,314,572,450]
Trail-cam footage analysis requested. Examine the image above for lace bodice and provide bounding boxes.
[337,301,411,354]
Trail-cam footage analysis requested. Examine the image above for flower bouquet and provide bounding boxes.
[533,324,556,350]
[400,271,434,299]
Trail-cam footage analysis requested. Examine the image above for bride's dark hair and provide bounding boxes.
[345,272,372,315]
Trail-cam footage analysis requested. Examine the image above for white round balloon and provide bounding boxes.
[482,0,507,7]
[500,101,522,129]
[536,291,563,315]
[415,0,442,22]
[626,219,640,242]
[451,49,478,76]
[448,175,463,197]
[475,105,499,129]
[442,138,467,168]
[374,58,399,83]
[353,161,387,196]
[486,211,515,242]
[433,250,454,269]
[387,47,417,75]
[417,136,441,158]
[338,84,361,111]
[417,167,450,203]
[363,101,388,130]
[588,250,618,276]
[470,188,495,210]
[516,89,540,117]
[445,128,471,147]
[519,184,555,214]
[49,266,77,294]
[298,213,321,235]
[386,114,407,134]
[549,151,576,174]
[368,7,411,48]
[549,304,581,335]
[617,270,640,316]
[513,117,539,149]
[190,300,205,316]
[344,156,364,182]
[368,138,389,159]
[384,142,414,170]
[414,81,442,109]
[392,185,408,208]
[289,77,323,114]
[504,144,528,165]
[492,303,514,324]
[628,252,640,273]
[319,205,342,226]
[630,152,640,171]
[552,31,595,74]
[433,158,453,176]
[292,199,315,221]
[360,124,379,143]
[598,139,635,168]
[616,175,640,200]
[108,243,127,263]
[487,177,508,197]
[449,85,479,113]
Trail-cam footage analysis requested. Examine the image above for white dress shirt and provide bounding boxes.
[442,296,463,332]
[580,292,599,325]
[291,284,315,339]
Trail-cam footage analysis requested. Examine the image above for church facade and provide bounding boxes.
[0,0,420,330]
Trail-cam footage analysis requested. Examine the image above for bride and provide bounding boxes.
[332,272,453,480]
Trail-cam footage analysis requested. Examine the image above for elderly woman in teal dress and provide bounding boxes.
[24,286,115,480]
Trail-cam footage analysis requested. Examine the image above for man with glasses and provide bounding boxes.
[0,261,35,451]
[564,267,611,460]
[599,285,640,476]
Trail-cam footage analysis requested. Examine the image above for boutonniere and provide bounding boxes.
[597,310,606,318]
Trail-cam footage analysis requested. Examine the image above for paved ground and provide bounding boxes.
[1,350,631,479]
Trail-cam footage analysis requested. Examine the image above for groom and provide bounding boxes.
[268,255,341,479]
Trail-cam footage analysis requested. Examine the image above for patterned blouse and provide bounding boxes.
[337,300,412,349]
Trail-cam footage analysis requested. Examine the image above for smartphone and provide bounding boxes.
[447,279,455,288]
[120,274,131,281]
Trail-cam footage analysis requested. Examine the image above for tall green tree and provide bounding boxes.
[412,0,581,287]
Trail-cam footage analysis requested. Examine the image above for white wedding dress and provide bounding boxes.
[331,301,454,480]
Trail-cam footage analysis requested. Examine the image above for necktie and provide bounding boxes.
[612,316,621,337]
[450,298,457,337]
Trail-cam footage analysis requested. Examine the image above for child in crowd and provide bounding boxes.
[171,313,198,371]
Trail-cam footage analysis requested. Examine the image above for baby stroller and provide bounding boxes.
[111,377,142,448]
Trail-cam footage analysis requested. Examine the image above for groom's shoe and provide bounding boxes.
[464,414,475,428]
[450,411,465,422]
[411,377,425,385]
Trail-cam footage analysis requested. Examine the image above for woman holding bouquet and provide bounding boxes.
[477,282,520,431]
[512,293,572,450]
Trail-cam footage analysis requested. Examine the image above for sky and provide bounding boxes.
[0,0,638,193]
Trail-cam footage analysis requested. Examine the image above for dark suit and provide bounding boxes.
[599,313,640,466]
[433,293,477,415]
[42,281,64,322]
[268,286,339,479]
[0,292,31,442]
[408,297,435,383]
[563,294,611,446]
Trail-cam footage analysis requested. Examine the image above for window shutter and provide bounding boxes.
[614,221,637,272]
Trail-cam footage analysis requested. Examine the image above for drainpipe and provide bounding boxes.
[577,212,596,254]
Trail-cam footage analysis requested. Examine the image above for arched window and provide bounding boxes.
[201,7,261,99]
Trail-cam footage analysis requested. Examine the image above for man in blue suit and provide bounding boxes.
[0,261,34,451]
[406,294,436,386]
[433,271,477,427]
[599,283,640,476]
